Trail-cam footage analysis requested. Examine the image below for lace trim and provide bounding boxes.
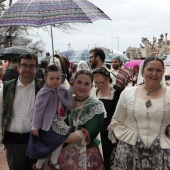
[73,128,89,150]
[76,103,106,125]
[52,115,70,135]
[96,86,116,100]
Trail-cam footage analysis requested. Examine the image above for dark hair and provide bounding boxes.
[92,67,112,83]
[54,54,71,80]
[18,53,38,66]
[40,59,49,68]
[44,64,61,76]
[92,67,110,78]
[75,70,93,83]
[143,55,164,69]
[89,48,105,62]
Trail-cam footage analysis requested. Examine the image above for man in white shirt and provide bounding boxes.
[0,53,44,170]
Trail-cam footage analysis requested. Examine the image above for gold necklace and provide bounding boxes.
[144,85,161,96]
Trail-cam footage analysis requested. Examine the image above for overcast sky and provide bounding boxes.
[11,0,170,54]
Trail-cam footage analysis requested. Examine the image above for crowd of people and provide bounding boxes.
[0,48,170,170]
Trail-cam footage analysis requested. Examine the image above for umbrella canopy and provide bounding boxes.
[0,0,111,58]
[0,46,35,60]
[109,53,129,62]
[69,49,113,63]
[59,50,75,59]
[0,48,5,57]
[0,0,111,27]
[124,59,143,69]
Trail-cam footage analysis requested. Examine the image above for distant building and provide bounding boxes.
[126,33,170,59]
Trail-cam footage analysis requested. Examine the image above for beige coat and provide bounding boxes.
[108,86,170,149]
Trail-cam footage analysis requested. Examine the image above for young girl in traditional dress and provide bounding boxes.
[27,64,74,170]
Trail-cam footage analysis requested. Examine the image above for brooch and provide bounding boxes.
[145,100,152,108]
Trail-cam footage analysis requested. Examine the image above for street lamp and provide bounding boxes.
[111,36,119,51]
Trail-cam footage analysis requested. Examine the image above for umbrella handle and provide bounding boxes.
[51,25,55,63]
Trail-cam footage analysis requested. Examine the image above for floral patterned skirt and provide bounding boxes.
[110,137,170,170]
[57,144,104,170]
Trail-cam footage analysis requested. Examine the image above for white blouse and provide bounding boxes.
[108,86,170,149]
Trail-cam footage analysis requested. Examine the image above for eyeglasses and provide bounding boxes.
[20,63,37,70]
[94,80,106,86]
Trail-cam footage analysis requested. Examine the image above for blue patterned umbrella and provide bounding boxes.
[59,50,75,59]
[0,0,110,59]
[69,49,113,63]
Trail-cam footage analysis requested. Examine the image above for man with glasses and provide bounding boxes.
[89,47,116,84]
[0,53,44,170]
[89,47,106,70]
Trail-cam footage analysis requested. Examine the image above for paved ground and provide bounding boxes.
[0,145,8,170]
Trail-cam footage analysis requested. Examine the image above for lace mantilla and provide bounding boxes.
[52,115,70,135]
[71,103,106,126]
[96,86,115,100]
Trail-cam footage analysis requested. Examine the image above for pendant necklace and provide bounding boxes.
[144,85,161,108]
[144,85,161,96]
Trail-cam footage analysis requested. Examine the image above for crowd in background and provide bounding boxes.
[1,48,170,170]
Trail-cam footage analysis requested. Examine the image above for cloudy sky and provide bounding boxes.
[10,0,170,54]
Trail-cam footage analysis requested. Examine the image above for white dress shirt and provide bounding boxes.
[0,78,36,136]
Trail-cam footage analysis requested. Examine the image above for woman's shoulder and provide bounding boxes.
[113,84,124,94]
[166,86,170,92]
[121,86,137,94]
[87,96,103,105]
[37,84,54,96]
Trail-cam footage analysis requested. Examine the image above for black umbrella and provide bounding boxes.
[0,46,35,60]
[0,48,5,57]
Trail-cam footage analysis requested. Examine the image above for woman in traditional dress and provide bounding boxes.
[92,67,123,170]
[108,55,170,169]
[58,70,106,170]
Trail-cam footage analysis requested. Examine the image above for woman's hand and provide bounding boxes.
[32,128,40,137]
